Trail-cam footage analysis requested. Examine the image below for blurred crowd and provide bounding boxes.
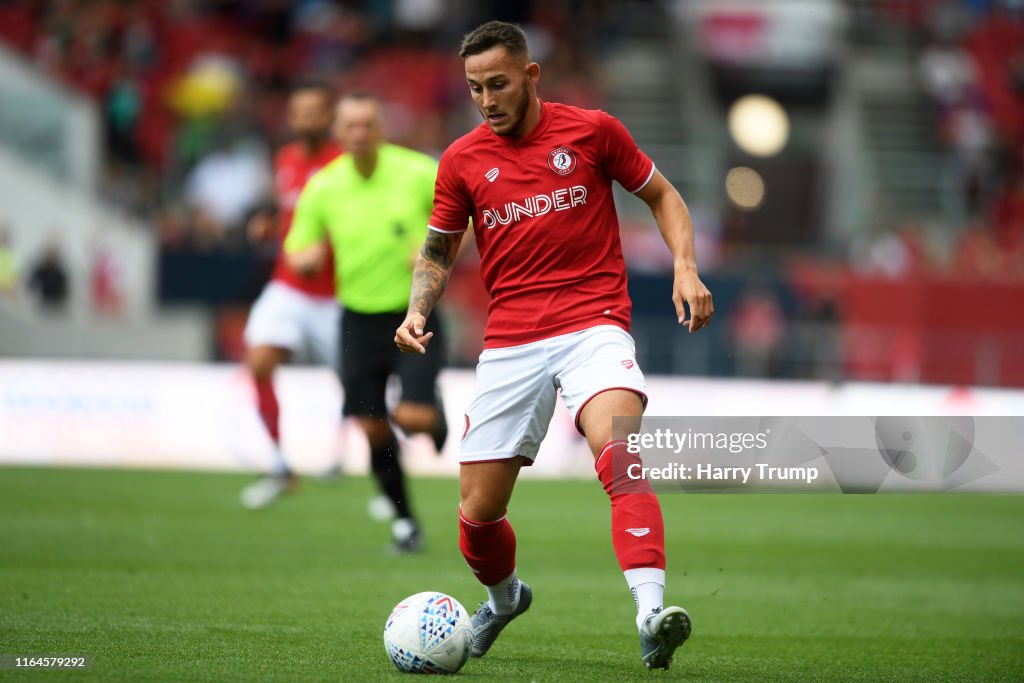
[0,224,124,315]
[0,0,617,249]
[925,2,1024,278]
[3,0,1020,277]
[859,0,1024,280]
[1,0,1023,383]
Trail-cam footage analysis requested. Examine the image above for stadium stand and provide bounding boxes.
[1,0,1022,385]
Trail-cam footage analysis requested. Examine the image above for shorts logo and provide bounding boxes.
[621,359,635,369]
[625,527,650,537]
[547,146,577,176]
[485,167,500,183]
[462,414,470,440]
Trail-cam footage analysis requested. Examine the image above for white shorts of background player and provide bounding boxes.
[244,281,340,365]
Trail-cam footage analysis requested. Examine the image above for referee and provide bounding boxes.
[285,92,447,554]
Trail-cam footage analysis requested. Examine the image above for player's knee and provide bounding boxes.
[246,347,281,381]
[579,391,644,455]
[392,402,436,434]
[459,493,506,523]
[582,418,618,456]
[459,459,521,521]
[247,360,274,382]
[459,480,513,522]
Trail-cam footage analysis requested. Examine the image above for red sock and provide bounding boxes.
[459,509,517,586]
[595,440,666,571]
[254,376,280,443]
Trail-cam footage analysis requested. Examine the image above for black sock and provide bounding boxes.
[370,436,412,520]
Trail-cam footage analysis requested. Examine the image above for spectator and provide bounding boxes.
[730,286,785,377]
[185,128,272,240]
[104,61,144,166]
[0,227,19,299]
[393,0,446,44]
[952,218,1005,278]
[851,222,933,280]
[91,235,124,316]
[28,242,70,311]
[919,36,977,113]
[943,98,997,218]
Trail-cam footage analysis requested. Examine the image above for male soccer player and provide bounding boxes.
[395,21,713,670]
[241,82,342,510]
[286,92,448,553]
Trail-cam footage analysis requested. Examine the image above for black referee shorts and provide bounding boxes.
[339,309,445,418]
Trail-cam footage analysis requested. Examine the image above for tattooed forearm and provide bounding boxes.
[409,230,461,317]
[422,229,456,269]
[410,255,448,317]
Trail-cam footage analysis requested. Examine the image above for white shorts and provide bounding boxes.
[460,325,647,464]
[243,281,340,365]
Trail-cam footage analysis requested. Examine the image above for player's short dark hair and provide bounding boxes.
[289,79,334,103]
[459,21,529,60]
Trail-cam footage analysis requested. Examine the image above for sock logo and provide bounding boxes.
[625,527,651,537]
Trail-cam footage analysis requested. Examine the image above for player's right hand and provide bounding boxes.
[674,269,714,333]
[395,312,434,355]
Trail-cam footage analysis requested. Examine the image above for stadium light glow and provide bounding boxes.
[725,166,765,211]
[728,95,789,157]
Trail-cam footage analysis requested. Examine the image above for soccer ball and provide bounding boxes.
[383,591,472,674]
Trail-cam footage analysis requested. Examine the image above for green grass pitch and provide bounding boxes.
[1,467,1023,681]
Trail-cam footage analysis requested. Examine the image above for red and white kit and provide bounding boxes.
[244,140,342,361]
[429,101,655,458]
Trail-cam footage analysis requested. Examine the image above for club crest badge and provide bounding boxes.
[547,146,577,176]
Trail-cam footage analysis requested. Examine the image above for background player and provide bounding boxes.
[286,92,448,554]
[395,21,713,669]
[240,82,342,510]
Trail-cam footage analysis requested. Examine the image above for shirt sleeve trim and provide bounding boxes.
[628,163,656,194]
[428,224,467,234]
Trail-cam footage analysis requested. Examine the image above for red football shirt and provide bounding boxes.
[271,140,342,297]
[429,101,654,348]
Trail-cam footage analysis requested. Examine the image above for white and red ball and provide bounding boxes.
[383,592,472,674]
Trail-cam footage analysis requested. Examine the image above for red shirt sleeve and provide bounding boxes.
[428,148,471,233]
[599,111,655,193]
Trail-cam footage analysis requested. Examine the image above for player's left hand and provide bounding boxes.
[395,312,434,354]
[674,269,714,333]
[246,208,278,243]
